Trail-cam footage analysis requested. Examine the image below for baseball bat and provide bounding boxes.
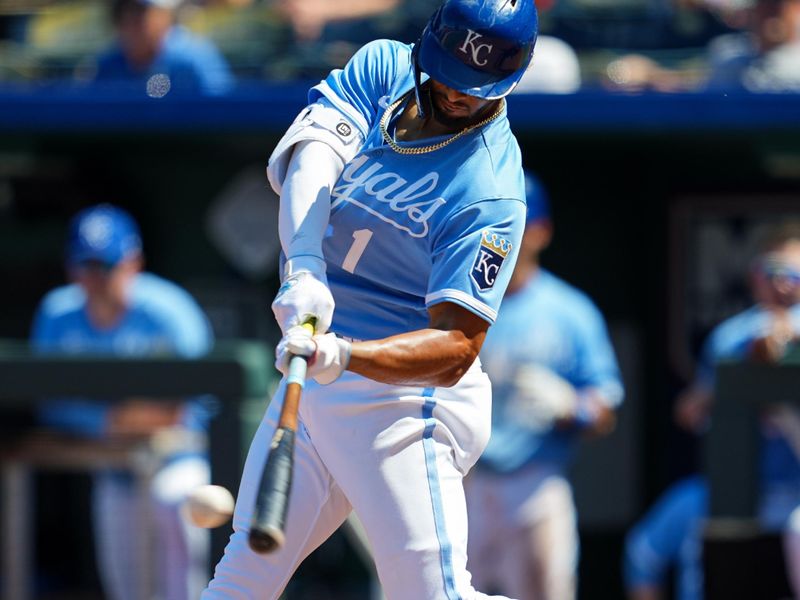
[248,318,316,554]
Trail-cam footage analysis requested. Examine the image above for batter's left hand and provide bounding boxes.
[275,326,352,385]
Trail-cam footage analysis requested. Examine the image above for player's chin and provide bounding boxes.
[431,101,471,128]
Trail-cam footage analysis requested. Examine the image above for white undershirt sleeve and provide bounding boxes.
[279,139,344,274]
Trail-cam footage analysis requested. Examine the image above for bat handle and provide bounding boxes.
[276,317,317,431]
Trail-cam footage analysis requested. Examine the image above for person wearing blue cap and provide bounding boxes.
[87,0,233,96]
[31,204,214,600]
[464,172,625,600]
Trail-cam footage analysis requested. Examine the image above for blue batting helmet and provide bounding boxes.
[413,0,538,103]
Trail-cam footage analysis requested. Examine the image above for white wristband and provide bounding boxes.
[284,255,327,278]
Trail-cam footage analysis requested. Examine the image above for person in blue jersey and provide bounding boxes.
[204,1,537,598]
[463,173,624,600]
[87,0,232,96]
[624,222,800,600]
[31,204,215,600]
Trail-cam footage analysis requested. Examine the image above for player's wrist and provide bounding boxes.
[284,255,327,279]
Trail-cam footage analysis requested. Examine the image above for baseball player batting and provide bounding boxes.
[203,1,537,598]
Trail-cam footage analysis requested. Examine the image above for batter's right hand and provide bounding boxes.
[272,256,334,335]
[275,326,351,385]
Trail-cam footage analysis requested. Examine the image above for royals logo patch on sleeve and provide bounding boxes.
[471,231,512,291]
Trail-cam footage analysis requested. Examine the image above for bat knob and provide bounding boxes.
[248,527,286,554]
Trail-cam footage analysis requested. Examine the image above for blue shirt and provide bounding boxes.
[309,39,526,340]
[695,304,800,492]
[478,270,624,473]
[624,476,708,600]
[93,25,233,96]
[31,272,214,437]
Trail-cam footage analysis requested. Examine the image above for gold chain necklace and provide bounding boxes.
[379,91,505,156]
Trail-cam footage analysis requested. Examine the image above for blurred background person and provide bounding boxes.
[703,0,800,90]
[624,222,800,600]
[607,0,800,92]
[31,204,215,600]
[84,0,233,96]
[465,172,625,600]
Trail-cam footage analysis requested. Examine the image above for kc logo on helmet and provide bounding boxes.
[471,231,512,291]
[458,30,494,67]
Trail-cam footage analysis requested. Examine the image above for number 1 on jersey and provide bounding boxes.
[342,229,373,273]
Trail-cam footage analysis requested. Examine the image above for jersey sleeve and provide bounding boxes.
[572,301,625,407]
[693,321,752,391]
[694,332,719,390]
[159,293,214,358]
[30,301,56,352]
[426,198,525,324]
[308,39,405,139]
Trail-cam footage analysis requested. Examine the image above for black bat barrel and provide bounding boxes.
[248,427,296,554]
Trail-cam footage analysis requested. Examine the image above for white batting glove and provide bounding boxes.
[271,256,334,335]
[507,364,578,433]
[275,326,352,385]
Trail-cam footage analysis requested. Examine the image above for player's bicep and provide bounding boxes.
[424,302,490,371]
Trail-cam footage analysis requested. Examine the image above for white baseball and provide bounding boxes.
[184,485,235,528]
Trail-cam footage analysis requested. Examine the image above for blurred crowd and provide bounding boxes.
[0,0,798,93]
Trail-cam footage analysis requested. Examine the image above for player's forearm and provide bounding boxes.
[348,328,481,387]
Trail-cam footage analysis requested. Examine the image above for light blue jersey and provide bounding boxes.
[31,272,214,437]
[477,270,624,473]
[624,476,708,600]
[309,39,526,340]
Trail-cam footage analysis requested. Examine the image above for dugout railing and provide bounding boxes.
[0,339,273,600]
[705,351,800,600]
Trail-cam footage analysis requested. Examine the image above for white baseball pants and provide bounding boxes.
[203,366,516,600]
[94,456,210,600]
[465,465,578,600]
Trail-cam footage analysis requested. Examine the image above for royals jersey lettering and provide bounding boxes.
[309,39,526,341]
